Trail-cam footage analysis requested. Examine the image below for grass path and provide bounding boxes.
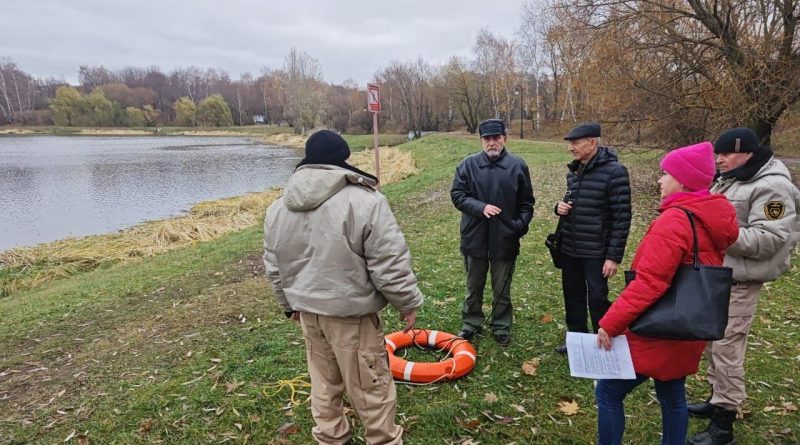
[1,135,798,444]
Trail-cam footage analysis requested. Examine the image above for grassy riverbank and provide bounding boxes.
[1,135,798,444]
[0,125,293,137]
[0,125,409,151]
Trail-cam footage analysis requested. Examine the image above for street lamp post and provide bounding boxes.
[514,84,524,139]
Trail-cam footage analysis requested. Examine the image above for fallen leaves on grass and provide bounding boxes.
[225,381,244,393]
[276,422,299,436]
[433,296,457,307]
[557,400,580,416]
[763,402,798,415]
[484,392,498,403]
[541,314,554,323]
[458,418,481,430]
[495,415,514,425]
[511,404,528,415]
[138,418,153,434]
[521,358,540,376]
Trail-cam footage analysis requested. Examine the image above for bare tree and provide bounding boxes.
[278,48,325,133]
[377,59,437,138]
[558,0,800,144]
[444,57,489,133]
[518,1,549,133]
[0,59,37,124]
[473,29,521,123]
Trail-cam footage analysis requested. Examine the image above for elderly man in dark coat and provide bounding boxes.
[554,122,632,354]
[450,119,535,346]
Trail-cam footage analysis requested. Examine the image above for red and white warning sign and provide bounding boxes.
[367,83,381,113]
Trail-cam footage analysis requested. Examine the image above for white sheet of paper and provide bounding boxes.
[566,332,636,380]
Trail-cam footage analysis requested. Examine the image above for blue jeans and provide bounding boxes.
[595,374,687,445]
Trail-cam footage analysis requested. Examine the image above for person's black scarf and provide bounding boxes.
[717,146,773,182]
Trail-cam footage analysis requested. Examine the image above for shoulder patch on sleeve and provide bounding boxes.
[764,201,786,220]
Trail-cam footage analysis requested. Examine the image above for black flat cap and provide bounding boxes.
[564,122,601,140]
[714,127,761,153]
[479,119,506,137]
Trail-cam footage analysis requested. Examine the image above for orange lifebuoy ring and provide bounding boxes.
[384,329,477,383]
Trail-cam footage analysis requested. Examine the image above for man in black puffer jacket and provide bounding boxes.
[451,119,535,346]
[554,123,631,354]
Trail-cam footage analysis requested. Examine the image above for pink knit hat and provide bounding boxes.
[660,141,716,191]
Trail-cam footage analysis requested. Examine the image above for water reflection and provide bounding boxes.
[0,135,301,251]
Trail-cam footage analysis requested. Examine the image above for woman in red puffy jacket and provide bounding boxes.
[595,141,739,445]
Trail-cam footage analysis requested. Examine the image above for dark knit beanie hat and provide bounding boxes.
[295,129,378,182]
[714,127,761,154]
[298,130,351,167]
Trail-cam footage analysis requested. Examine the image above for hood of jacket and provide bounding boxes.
[283,164,378,211]
[660,193,739,251]
[750,155,792,183]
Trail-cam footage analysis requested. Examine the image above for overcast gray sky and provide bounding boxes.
[3,0,524,85]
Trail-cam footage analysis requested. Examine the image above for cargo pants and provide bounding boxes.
[705,281,763,410]
[300,312,402,445]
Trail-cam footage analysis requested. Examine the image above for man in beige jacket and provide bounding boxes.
[263,130,424,445]
[687,127,800,445]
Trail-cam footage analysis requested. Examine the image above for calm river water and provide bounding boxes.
[0,135,301,251]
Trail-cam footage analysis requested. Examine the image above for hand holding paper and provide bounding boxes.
[566,332,636,380]
[597,328,612,350]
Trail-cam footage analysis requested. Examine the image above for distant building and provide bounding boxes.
[252,115,265,124]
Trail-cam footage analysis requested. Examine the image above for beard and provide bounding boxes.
[485,147,501,160]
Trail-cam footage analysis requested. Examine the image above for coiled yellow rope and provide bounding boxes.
[262,374,312,406]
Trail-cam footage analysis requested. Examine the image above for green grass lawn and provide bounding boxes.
[1,135,798,444]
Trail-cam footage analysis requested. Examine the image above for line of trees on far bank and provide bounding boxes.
[49,86,234,128]
[2,0,800,145]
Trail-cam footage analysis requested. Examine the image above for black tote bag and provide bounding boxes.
[545,217,564,269]
[623,209,731,340]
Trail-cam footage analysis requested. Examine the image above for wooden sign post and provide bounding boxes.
[367,83,381,190]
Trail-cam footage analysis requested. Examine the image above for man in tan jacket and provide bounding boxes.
[263,130,423,445]
[687,128,800,445]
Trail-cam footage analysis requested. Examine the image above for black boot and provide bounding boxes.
[687,394,714,419]
[686,405,736,445]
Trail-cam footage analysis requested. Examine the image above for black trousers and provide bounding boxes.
[560,254,610,333]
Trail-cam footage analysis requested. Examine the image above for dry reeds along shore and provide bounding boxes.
[0,146,417,295]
